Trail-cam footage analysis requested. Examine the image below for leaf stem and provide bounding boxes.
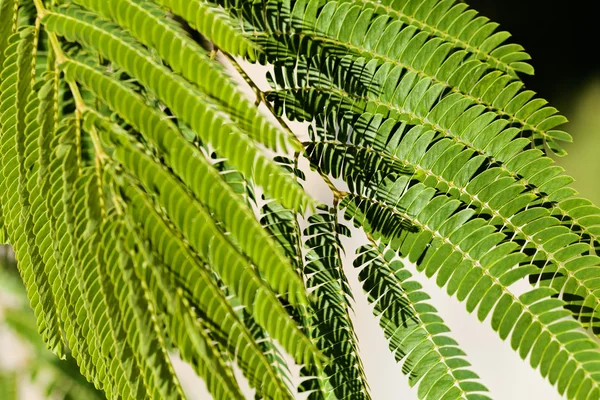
[224,53,345,203]
[321,173,345,204]
[223,53,304,150]
[33,0,107,161]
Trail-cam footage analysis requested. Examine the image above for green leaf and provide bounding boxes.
[158,0,257,57]
[87,107,307,308]
[0,27,65,358]
[307,110,600,334]
[342,181,600,397]
[123,221,245,400]
[300,208,371,400]
[340,0,533,77]
[354,244,491,400]
[70,0,298,153]
[116,178,297,398]
[44,7,314,214]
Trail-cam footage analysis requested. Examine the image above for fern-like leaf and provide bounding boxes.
[355,244,490,400]
[43,6,313,213]
[70,0,297,153]
[342,181,600,397]
[300,208,371,400]
[117,178,299,398]
[0,27,65,357]
[307,110,600,334]
[342,0,534,77]
[156,0,258,57]
[121,220,245,400]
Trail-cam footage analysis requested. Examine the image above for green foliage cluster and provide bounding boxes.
[1,1,600,399]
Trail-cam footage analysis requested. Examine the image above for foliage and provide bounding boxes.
[0,264,104,400]
[1,0,600,399]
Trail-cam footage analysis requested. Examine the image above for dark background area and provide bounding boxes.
[468,1,600,204]
[468,0,600,110]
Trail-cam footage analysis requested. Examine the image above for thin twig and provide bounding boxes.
[224,52,345,203]
[223,53,304,149]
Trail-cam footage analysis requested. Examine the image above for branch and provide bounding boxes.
[223,53,346,204]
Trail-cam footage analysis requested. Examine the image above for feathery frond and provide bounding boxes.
[1,1,600,399]
[43,6,313,213]
[301,208,371,400]
[1,26,65,357]
[339,0,534,77]
[355,244,491,400]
